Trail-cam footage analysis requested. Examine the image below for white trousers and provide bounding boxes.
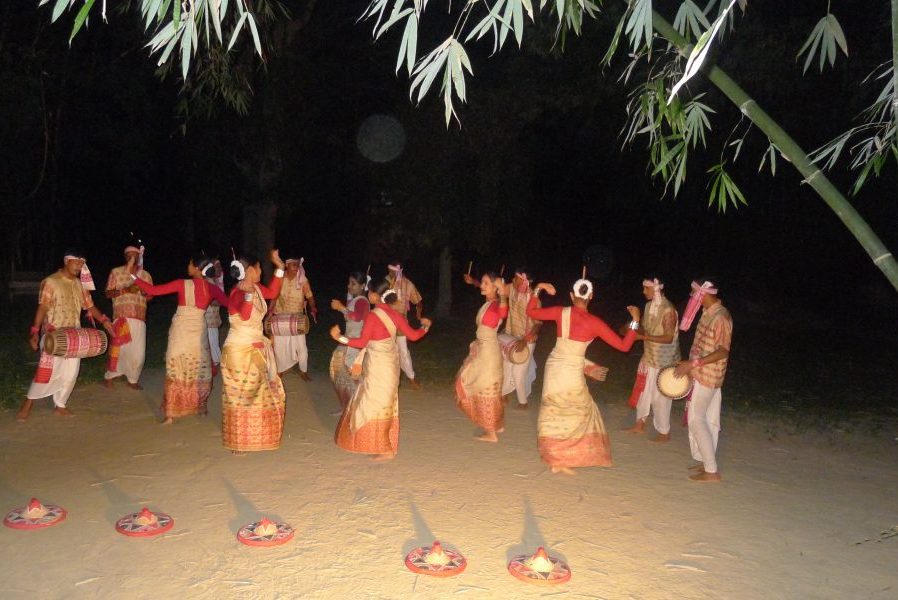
[104,318,146,384]
[397,335,415,380]
[634,365,672,434]
[501,342,536,405]
[207,327,221,365]
[687,381,722,473]
[273,333,308,373]
[28,356,81,408]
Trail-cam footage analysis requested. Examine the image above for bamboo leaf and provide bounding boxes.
[51,0,70,23]
[69,0,95,43]
[246,12,262,56]
[668,0,739,103]
[227,11,248,51]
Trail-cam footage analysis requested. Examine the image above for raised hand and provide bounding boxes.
[330,299,346,312]
[463,273,477,286]
[537,283,556,296]
[626,305,641,322]
[270,249,285,270]
[420,317,433,331]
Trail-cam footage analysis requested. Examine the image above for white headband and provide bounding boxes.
[572,278,593,299]
[201,262,214,277]
[230,259,246,281]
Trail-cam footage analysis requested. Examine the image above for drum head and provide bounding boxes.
[4,499,67,530]
[237,519,295,547]
[507,548,571,585]
[115,508,174,537]
[656,367,693,400]
[405,541,467,577]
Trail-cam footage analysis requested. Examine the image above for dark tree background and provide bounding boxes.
[1,1,895,329]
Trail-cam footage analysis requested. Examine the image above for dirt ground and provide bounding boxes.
[1,368,897,599]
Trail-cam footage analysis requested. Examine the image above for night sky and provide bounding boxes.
[2,1,896,324]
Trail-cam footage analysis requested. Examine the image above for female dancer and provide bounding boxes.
[329,281,431,461]
[527,279,641,475]
[328,270,371,411]
[131,253,229,424]
[455,272,509,442]
[221,250,286,454]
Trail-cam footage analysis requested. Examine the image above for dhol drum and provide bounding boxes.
[498,333,530,365]
[266,313,310,336]
[43,328,108,358]
[655,366,693,400]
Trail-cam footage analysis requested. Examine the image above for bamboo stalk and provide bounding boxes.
[651,11,898,293]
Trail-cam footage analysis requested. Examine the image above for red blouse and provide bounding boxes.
[526,296,636,351]
[347,304,426,348]
[132,278,228,310]
[345,296,370,322]
[228,276,284,321]
[479,300,509,329]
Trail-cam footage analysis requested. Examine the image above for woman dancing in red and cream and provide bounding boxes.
[527,278,641,474]
[330,281,431,461]
[455,272,510,442]
[130,253,230,424]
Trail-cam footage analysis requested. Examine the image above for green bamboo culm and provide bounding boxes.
[651,11,898,294]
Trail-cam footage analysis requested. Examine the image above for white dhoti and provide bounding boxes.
[397,335,415,380]
[28,356,81,408]
[104,318,146,384]
[501,341,536,405]
[208,327,221,365]
[273,333,308,373]
[634,364,673,434]
[687,381,722,473]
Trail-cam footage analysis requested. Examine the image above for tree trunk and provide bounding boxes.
[652,11,898,294]
[242,201,278,278]
[435,244,453,317]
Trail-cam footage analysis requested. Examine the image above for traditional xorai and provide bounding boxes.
[16,249,733,481]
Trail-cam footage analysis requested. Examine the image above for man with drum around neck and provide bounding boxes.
[271,256,318,380]
[675,279,733,483]
[17,252,115,422]
[624,277,681,442]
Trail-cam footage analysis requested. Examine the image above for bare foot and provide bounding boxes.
[623,419,646,434]
[16,399,33,422]
[551,466,576,476]
[160,417,174,425]
[514,402,529,410]
[689,471,721,482]
[371,453,396,462]
[103,378,115,389]
[127,382,143,390]
[407,378,421,390]
[53,407,75,417]
[475,432,499,443]
[496,427,505,433]
[278,371,290,378]
[650,433,671,443]
[299,371,312,382]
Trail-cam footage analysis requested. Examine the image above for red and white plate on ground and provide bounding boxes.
[115,507,174,537]
[4,498,67,530]
[507,547,571,585]
[237,518,294,547]
[405,541,467,577]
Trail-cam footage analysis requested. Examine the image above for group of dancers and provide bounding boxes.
[16,246,732,481]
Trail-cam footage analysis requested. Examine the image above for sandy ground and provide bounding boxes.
[1,368,897,600]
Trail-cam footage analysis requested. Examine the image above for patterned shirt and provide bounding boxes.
[641,296,680,368]
[505,287,540,339]
[274,276,313,314]
[106,266,153,321]
[389,276,422,315]
[689,301,733,388]
[39,271,94,329]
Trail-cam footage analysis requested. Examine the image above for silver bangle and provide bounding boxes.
[338,336,349,345]
[628,320,640,331]
[243,293,253,302]
[274,268,285,278]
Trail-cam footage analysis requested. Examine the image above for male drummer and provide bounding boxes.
[17,252,115,421]
[386,261,424,389]
[624,277,680,441]
[104,245,153,389]
[675,279,733,482]
[271,256,317,380]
